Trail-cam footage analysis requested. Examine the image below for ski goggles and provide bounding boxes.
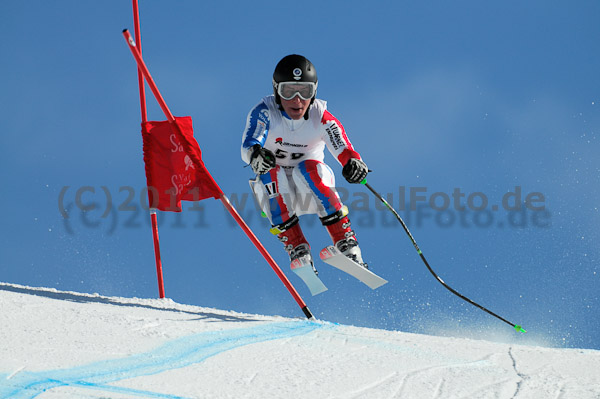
[276,81,317,100]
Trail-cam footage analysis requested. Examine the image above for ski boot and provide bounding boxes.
[321,207,367,269]
[271,216,318,275]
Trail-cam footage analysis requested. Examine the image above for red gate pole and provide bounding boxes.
[121,29,313,319]
[132,0,165,298]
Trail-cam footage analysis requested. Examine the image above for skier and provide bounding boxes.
[241,54,369,275]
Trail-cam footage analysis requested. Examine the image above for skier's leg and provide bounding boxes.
[253,167,315,271]
[292,160,366,267]
[292,159,343,217]
[252,166,295,226]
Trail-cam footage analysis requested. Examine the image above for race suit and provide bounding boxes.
[241,95,361,227]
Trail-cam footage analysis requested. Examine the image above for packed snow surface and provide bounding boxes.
[1,282,599,399]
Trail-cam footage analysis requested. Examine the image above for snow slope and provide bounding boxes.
[1,282,598,399]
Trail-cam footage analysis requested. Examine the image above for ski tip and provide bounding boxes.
[514,324,527,333]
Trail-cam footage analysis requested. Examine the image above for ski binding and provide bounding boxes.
[319,246,388,290]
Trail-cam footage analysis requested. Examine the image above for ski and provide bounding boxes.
[290,257,328,296]
[319,246,388,290]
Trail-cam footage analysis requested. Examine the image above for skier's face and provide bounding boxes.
[280,95,311,120]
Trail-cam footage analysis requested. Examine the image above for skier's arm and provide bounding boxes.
[321,110,369,183]
[321,110,368,183]
[241,101,270,164]
[320,110,361,166]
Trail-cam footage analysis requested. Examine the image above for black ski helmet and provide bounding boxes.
[272,54,318,105]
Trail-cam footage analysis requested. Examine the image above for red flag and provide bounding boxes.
[141,116,222,211]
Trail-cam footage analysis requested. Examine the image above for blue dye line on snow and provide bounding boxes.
[0,320,323,399]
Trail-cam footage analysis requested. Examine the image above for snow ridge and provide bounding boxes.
[1,282,600,399]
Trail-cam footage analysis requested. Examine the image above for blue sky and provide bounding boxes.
[1,1,599,349]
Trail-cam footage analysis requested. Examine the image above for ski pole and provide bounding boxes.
[362,180,526,333]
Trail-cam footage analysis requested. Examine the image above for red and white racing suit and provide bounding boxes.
[241,95,362,227]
